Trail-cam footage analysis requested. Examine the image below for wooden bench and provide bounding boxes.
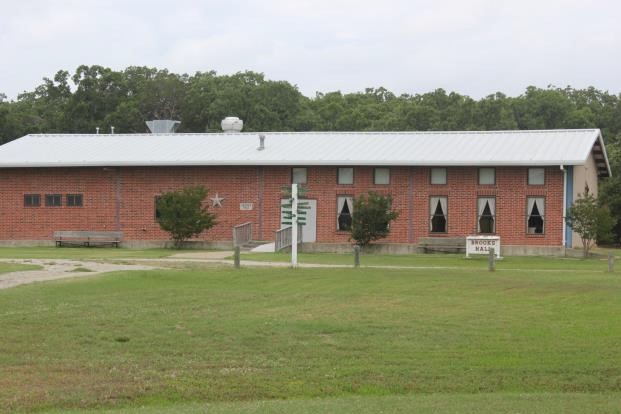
[54,231,123,248]
[418,237,466,254]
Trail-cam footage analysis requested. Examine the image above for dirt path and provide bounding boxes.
[0,259,159,289]
[168,251,234,260]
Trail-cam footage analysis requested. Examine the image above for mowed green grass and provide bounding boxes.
[44,393,621,414]
[241,251,617,271]
[0,247,177,260]
[1,264,620,412]
[0,262,42,274]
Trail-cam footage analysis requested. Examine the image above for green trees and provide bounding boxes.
[156,186,217,248]
[566,189,615,257]
[350,192,399,247]
[2,66,621,243]
[3,66,621,142]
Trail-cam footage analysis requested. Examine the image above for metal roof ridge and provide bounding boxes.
[25,128,601,138]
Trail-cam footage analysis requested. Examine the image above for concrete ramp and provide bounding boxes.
[251,242,275,253]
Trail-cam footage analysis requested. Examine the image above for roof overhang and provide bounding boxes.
[0,160,598,168]
[590,131,612,177]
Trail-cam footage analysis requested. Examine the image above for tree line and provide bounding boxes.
[1,65,621,242]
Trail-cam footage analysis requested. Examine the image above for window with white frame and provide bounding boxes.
[528,168,545,185]
[479,168,495,185]
[374,168,390,185]
[430,168,447,185]
[337,196,353,231]
[292,167,307,184]
[527,197,545,234]
[477,197,496,234]
[338,168,354,185]
[430,196,448,233]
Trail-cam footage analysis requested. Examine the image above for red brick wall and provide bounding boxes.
[411,166,563,246]
[0,165,563,246]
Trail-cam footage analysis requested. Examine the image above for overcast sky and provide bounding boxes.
[2,0,620,100]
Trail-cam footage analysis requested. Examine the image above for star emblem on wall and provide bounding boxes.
[210,193,224,207]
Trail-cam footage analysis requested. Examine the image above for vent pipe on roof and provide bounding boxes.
[146,120,181,134]
[258,134,265,151]
[111,126,115,134]
[96,127,100,135]
[221,116,243,133]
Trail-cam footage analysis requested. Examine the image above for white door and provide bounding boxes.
[281,199,317,242]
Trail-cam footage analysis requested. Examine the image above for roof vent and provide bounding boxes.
[258,134,265,151]
[146,120,181,134]
[221,116,243,133]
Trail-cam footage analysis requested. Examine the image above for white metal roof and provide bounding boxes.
[0,129,610,176]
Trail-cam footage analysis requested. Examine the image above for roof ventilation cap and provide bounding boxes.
[257,134,265,151]
[146,120,181,134]
[221,116,243,133]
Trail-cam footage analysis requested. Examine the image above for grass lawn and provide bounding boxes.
[1,263,620,412]
[0,247,179,260]
[44,393,621,413]
[0,262,42,274]
[240,251,618,271]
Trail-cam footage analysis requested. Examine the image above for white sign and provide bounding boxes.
[466,236,500,258]
[239,203,253,211]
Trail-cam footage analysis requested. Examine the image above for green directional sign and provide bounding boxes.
[281,185,310,227]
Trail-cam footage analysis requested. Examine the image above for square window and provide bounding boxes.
[66,194,83,207]
[528,168,545,185]
[292,168,307,184]
[24,194,40,207]
[430,168,447,185]
[479,168,495,185]
[337,167,354,185]
[45,194,62,207]
[374,168,390,185]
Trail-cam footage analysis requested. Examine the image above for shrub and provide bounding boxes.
[350,192,399,247]
[566,189,614,257]
[156,186,217,248]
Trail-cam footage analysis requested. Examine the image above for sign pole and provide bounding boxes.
[291,183,298,268]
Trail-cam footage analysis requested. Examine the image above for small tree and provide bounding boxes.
[156,186,217,248]
[566,189,614,257]
[350,192,399,247]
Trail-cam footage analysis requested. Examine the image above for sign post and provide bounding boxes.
[466,236,501,258]
[291,183,298,268]
[281,184,309,268]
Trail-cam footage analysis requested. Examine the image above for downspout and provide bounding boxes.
[561,165,567,249]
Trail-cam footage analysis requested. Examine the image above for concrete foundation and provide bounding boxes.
[302,242,567,257]
[0,238,575,257]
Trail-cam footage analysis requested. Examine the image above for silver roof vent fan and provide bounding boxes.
[221,116,243,133]
[146,120,181,134]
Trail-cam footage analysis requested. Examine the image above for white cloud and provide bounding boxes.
[1,0,621,100]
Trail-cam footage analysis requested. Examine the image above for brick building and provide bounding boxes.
[0,125,610,255]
